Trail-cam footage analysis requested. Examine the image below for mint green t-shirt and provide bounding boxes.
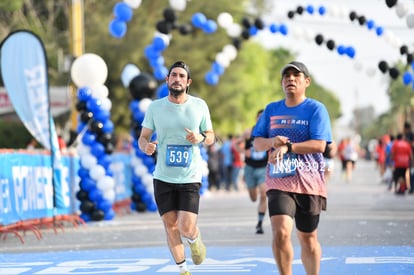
[142,95,213,183]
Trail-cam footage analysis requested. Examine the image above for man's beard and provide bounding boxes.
[169,87,185,98]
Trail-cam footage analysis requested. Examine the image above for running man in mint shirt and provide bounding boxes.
[139,61,214,275]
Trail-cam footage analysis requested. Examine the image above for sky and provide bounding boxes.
[254,0,414,125]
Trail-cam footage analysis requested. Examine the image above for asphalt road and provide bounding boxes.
[1,159,413,274]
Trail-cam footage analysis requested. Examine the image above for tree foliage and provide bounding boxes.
[0,0,342,143]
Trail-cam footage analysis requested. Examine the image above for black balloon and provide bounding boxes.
[232,38,242,50]
[163,7,176,23]
[326,40,335,50]
[90,120,104,134]
[80,111,94,123]
[105,142,115,154]
[315,34,324,45]
[389,67,400,79]
[378,61,389,73]
[400,45,408,55]
[76,101,87,111]
[407,53,414,64]
[296,6,304,14]
[156,20,172,34]
[129,72,158,100]
[91,209,105,221]
[179,24,193,35]
[241,17,251,29]
[385,0,397,8]
[241,29,250,40]
[136,201,147,212]
[80,200,95,213]
[131,193,142,203]
[287,11,295,19]
[76,190,90,202]
[349,11,357,21]
[97,132,113,145]
[254,18,265,30]
[358,16,366,25]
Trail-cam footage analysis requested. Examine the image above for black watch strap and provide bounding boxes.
[286,142,293,153]
[200,132,207,143]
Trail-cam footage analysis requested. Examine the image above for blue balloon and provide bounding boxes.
[82,131,96,146]
[144,45,160,59]
[113,2,133,22]
[249,26,258,36]
[191,13,207,28]
[366,20,375,30]
[102,120,114,133]
[345,47,356,58]
[153,66,168,81]
[149,55,165,68]
[203,20,218,34]
[152,36,168,51]
[157,83,169,98]
[269,23,278,33]
[337,45,346,55]
[279,24,288,35]
[318,6,326,15]
[80,177,96,192]
[205,71,219,85]
[212,61,225,75]
[109,19,127,39]
[129,100,140,113]
[104,209,116,220]
[89,187,103,203]
[94,109,110,122]
[306,5,314,14]
[133,109,145,123]
[77,87,92,101]
[78,167,89,179]
[375,26,384,36]
[403,72,413,85]
[91,142,105,158]
[98,199,112,212]
[86,97,102,114]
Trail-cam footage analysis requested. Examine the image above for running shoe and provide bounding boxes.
[256,222,264,234]
[188,232,206,265]
[180,272,191,275]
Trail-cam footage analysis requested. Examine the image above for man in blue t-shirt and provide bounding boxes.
[253,61,332,275]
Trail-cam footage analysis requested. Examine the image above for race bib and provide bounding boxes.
[166,144,193,167]
[269,153,299,178]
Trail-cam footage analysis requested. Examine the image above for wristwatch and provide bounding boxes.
[286,141,293,153]
[200,132,207,143]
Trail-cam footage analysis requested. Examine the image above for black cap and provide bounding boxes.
[280,61,310,77]
[168,61,191,79]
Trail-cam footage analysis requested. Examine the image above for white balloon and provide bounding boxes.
[123,0,142,9]
[226,23,242,38]
[121,64,140,88]
[103,190,116,202]
[142,173,153,187]
[169,0,186,11]
[77,142,91,156]
[89,164,106,181]
[101,97,112,111]
[366,67,376,77]
[396,2,409,18]
[71,53,108,87]
[222,44,238,61]
[139,98,152,112]
[406,14,414,28]
[353,61,363,72]
[134,164,148,177]
[80,154,97,169]
[216,52,230,68]
[217,12,233,28]
[91,85,109,99]
[97,176,115,191]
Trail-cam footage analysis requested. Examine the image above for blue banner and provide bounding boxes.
[0,30,64,209]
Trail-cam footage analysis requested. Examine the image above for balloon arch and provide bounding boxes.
[70,0,414,220]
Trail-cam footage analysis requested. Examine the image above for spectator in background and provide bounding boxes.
[220,134,233,191]
[343,136,359,183]
[323,140,337,182]
[391,133,412,194]
[230,135,244,191]
[375,137,386,179]
[26,138,38,150]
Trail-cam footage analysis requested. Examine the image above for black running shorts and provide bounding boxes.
[267,189,326,233]
[153,179,201,216]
